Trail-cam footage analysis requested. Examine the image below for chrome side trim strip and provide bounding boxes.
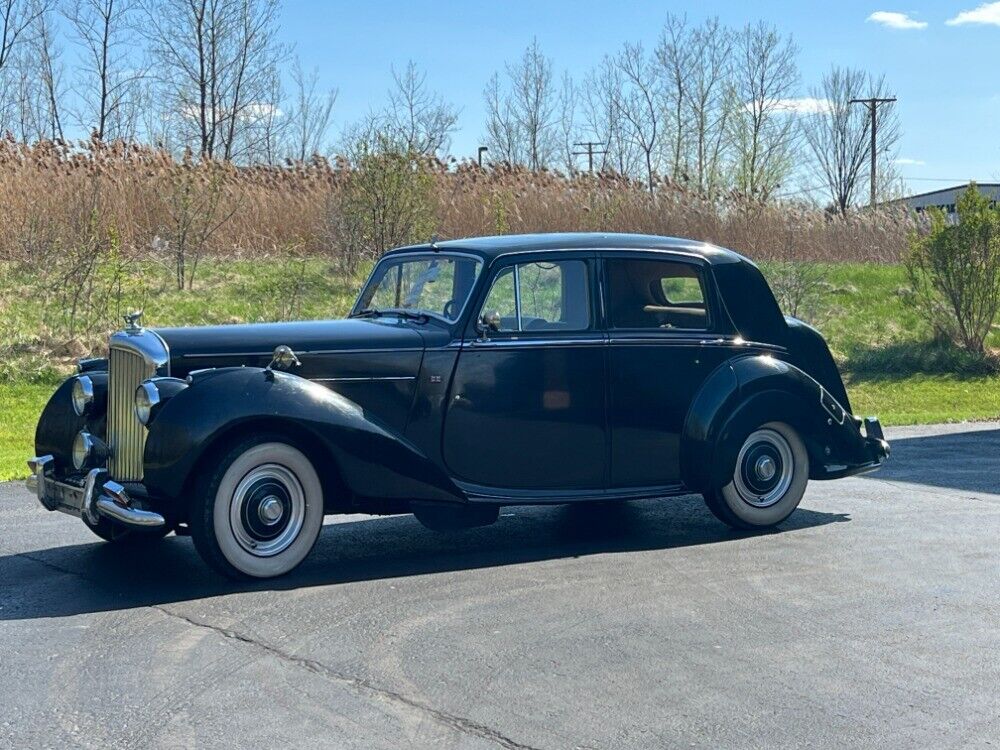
[312,376,417,383]
[466,338,605,349]
[182,346,425,358]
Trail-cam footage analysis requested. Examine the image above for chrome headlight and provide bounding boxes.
[72,431,108,471]
[72,376,95,416]
[134,381,160,426]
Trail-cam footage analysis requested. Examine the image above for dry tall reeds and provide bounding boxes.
[0,138,916,269]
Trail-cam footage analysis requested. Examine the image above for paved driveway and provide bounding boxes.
[1,423,998,749]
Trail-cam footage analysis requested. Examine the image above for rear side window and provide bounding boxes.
[606,258,709,330]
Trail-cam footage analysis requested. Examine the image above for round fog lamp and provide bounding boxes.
[72,375,95,416]
[73,431,95,470]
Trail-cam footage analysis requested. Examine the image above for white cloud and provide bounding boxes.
[947,2,1000,26]
[763,97,834,115]
[867,11,928,29]
[894,157,926,166]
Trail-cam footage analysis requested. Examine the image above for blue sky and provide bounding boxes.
[280,1,1000,195]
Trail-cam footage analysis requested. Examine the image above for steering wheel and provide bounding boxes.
[442,299,457,319]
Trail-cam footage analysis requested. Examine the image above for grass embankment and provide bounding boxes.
[1,260,998,481]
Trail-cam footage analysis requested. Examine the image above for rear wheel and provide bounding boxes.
[703,421,809,529]
[190,438,324,579]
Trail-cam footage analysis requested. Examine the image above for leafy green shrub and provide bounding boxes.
[328,139,436,272]
[906,184,1000,354]
[846,339,998,378]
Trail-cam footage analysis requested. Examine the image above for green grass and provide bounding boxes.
[0,383,53,481]
[2,259,1000,481]
[848,375,1000,425]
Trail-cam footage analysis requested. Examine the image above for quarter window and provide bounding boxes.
[606,258,709,330]
[481,260,590,332]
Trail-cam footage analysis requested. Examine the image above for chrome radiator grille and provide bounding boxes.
[107,346,155,481]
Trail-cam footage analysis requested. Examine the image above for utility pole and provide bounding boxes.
[573,141,607,174]
[850,96,897,208]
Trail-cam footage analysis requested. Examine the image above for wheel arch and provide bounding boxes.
[178,417,354,522]
[143,367,467,513]
[681,355,831,492]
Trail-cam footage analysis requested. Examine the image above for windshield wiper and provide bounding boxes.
[350,307,429,323]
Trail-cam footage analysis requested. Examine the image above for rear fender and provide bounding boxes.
[681,355,869,492]
[142,367,466,508]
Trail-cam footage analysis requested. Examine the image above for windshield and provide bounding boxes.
[353,254,483,322]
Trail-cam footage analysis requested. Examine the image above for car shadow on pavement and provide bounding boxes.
[1,495,848,621]
[859,427,1000,495]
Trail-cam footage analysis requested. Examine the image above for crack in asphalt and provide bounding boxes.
[15,550,544,750]
[151,605,544,750]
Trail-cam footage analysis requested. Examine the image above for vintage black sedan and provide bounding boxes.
[27,233,889,578]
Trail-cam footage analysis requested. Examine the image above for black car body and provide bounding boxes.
[28,233,889,578]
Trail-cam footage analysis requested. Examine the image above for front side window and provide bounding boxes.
[481,259,591,332]
[355,254,483,322]
[606,258,709,330]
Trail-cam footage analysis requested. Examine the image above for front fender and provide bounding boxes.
[143,368,466,507]
[681,355,875,492]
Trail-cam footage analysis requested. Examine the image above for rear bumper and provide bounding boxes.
[26,455,166,529]
[817,416,890,480]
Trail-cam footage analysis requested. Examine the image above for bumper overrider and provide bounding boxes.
[822,415,890,480]
[26,455,165,529]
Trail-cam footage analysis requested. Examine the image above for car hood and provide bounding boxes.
[154,318,426,377]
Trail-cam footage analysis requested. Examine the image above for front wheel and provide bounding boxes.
[190,439,325,579]
[703,421,809,530]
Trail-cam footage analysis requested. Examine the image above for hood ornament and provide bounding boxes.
[123,310,144,332]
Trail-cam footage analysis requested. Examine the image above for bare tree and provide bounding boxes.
[64,0,144,141]
[142,0,286,161]
[285,56,335,161]
[654,14,692,184]
[802,67,900,215]
[382,61,458,157]
[556,71,576,174]
[510,38,556,170]
[581,56,639,176]
[483,70,522,165]
[613,41,659,192]
[685,18,733,196]
[483,38,557,170]
[728,21,799,202]
[9,3,63,141]
[0,0,49,130]
[0,0,45,69]
[34,4,62,139]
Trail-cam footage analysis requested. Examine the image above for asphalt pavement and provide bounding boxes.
[1,422,998,749]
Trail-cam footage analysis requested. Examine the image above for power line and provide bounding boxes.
[572,141,607,173]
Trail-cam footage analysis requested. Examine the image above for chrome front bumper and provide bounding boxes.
[26,455,165,529]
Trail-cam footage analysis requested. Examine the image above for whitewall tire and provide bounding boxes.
[702,421,809,529]
[191,439,324,579]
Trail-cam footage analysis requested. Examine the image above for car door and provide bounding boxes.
[604,252,733,488]
[442,253,607,492]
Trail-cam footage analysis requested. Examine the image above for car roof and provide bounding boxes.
[382,232,748,266]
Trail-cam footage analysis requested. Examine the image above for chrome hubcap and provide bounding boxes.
[734,429,794,508]
[258,496,284,525]
[230,464,305,557]
[755,456,777,482]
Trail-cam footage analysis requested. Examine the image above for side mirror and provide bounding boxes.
[476,311,502,339]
